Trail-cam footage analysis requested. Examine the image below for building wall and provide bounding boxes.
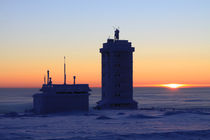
[99,39,137,108]
[33,93,89,114]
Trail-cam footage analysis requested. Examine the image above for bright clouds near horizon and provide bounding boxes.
[0,0,210,87]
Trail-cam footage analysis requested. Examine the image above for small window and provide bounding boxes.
[115,84,120,87]
[115,93,120,97]
[114,64,120,67]
[116,53,120,57]
[114,73,120,77]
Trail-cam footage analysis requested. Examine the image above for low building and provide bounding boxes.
[33,58,91,114]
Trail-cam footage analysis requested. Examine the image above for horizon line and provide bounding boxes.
[1,84,210,88]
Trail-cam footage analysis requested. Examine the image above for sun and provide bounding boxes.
[161,84,185,89]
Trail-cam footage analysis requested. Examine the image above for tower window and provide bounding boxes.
[115,84,120,87]
[114,64,120,67]
[114,73,120,77]
[115,93,120,97]
[115,53,120,57]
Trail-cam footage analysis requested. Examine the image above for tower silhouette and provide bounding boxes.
[96,29,138,109]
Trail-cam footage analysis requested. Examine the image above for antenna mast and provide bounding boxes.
[73,76,76,85]
[114,28,120,40]
[64,56,66,85]
[47,70,49,84]
[44,75,46,84]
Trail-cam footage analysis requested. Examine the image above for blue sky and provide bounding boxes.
[0,0,210,87]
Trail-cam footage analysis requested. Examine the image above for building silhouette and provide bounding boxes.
[33,57,91,114]
[96,29,138,109]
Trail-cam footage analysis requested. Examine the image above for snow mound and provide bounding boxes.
[127,114,160,119]
[163,111,185,116]
[96,115,112,120]
[117,112,125,115]
[164,110,210,116]
[3,112,19,117]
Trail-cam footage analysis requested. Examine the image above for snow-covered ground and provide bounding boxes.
[1,88,210,139]
[0,108,210,140]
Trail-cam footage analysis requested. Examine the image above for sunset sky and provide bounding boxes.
[0,0,209,88]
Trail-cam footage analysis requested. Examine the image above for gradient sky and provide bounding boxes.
[0,0,210,87]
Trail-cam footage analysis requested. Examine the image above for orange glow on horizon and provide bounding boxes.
[160,84,187,88]
[133,84,210,88]
[1,83,210,88]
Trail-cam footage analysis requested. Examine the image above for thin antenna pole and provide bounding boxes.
[44,75,46,84]
[47,70,49,84]
[73,76,76,85]
[64,56,66,85]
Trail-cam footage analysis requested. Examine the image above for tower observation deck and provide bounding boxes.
[96,29,138,109]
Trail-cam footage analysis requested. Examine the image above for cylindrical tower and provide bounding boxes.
[96,30,138,109]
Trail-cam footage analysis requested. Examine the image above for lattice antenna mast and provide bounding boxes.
[44,75,46,84]
[64,56,66,85]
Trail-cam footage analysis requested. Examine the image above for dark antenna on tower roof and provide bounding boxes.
[112,26,120,40]
[114,28,120,40]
